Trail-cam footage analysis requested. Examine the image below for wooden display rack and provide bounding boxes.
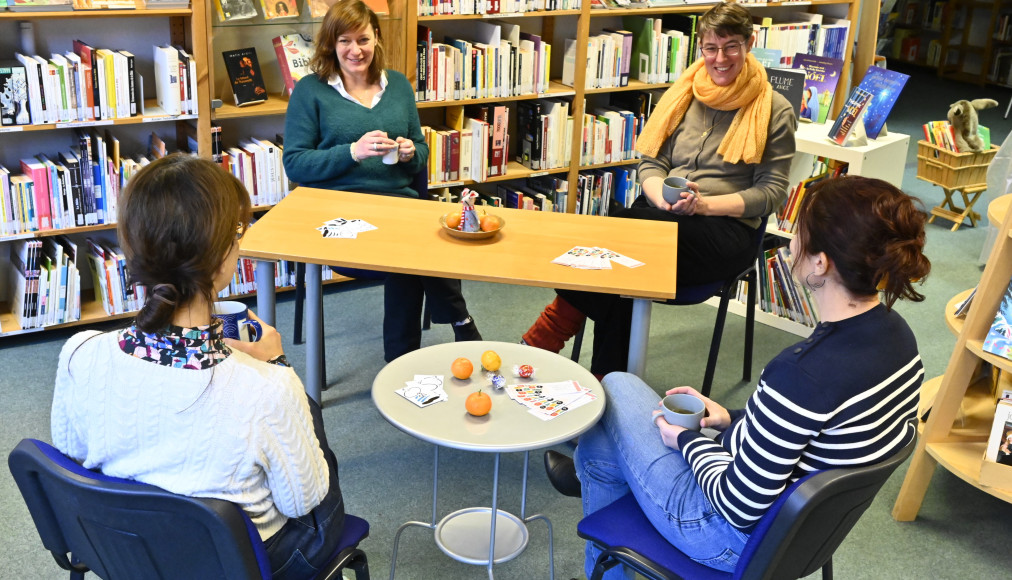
[892,194,1012,522]
[917,141,998,231]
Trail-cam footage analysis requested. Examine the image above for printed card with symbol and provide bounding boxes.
[395,374,448,408]
[317,217,377,239]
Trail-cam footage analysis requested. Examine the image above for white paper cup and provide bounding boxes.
[382,148,398,164]
[662,176,690,204]
[661,393,705,431]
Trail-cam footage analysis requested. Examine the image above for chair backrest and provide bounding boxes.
[735,425,917,580]
[8,438,269,580]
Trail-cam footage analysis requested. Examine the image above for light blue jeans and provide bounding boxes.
[574,372,749,579]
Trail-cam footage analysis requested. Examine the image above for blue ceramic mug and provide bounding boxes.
[213,301,262,342]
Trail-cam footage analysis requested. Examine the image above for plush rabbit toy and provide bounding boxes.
[947,98,998,152]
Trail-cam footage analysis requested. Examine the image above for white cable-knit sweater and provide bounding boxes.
[51,330,330,540]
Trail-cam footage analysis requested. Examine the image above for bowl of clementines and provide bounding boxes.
[439,208,505,241]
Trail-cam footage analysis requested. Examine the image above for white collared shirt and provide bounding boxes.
[328,71,388,108]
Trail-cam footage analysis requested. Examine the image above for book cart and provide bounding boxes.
[918,139,999,231]
[892,193,1012,522]
[0,0,886,341]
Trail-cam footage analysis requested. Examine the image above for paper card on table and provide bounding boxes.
[395,374,447,407]
[609,252,644,268]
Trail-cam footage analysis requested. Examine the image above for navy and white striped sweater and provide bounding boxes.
[677,303,921,532]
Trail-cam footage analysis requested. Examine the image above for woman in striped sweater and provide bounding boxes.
[553,175,931,577]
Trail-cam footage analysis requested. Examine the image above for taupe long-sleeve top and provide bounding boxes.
[637,91,797,229]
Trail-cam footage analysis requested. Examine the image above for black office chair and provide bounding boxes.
[8,438,370,580]
[571,215,770,397]
[293,167,431,345]
[576,426,916,580]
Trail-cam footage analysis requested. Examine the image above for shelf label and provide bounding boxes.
[437,181,465,187]
[0,126,24,133]
[529,171,549,177]
[57,120,114,129]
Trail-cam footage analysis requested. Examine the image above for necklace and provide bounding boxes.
[701,109,725,139]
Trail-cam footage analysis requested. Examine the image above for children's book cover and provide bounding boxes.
[751,47,781,70]
[983,278,1012,360]
[0,61,32,126]
[853,65,910,139]
[827,86,873,146]
[215,0,257,22]
[792,53,844,124]
[273,33,314,96]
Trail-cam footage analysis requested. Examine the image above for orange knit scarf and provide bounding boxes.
[635,52,772,165]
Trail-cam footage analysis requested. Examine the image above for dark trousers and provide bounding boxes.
[559,196,755,375]
[263,395,345,580]
[383,273,469,361]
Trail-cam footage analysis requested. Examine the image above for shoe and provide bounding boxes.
[452,317,482,342]
[544,450,582,498]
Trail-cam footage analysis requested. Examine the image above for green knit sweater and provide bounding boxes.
[282,70,428,198]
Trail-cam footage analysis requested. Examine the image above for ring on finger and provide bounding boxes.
[372,143,377,151]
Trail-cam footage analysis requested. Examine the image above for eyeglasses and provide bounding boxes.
[700,42,743,58]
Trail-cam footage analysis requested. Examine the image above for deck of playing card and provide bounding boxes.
[551,246,644,269]
[396,375,448,408]
[316,218,378,239]
[506,380,597,420]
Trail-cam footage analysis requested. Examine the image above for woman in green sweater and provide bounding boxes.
[283,0,480,361]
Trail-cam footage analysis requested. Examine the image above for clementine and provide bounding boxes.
[446,212,463,229]
[451,357,473,380]
[479,215,500,232]
[465,389,492,416]
[480,350,501,372]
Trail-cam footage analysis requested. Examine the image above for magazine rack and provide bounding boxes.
[892,195,1012,521]
[918,141,999,231]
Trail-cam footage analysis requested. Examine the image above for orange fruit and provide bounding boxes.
[480,350,501,372]
[480,215,500,232]
[451,357,473,380]
[446,212,462,229]
[465,389,492,416]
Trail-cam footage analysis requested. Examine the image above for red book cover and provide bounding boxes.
[20,158,52,231]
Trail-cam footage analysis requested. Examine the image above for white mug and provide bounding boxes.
[382,147,398,165]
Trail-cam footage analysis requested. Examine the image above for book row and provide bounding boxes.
[752,244,819,328]
[416,23,551,103]
[8,237,82,330]
[0,41,198,128]
[417,0,579,17]
[211,126,292,207]
[775,156,848,235]
[217,257,338,298]
[605,15,696,87]
[214,0,389,22]
[0,130,136,236]
[752,12,852,67]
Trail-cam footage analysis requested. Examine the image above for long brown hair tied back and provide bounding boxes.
[793,175,931,309]
[117,154,252,333]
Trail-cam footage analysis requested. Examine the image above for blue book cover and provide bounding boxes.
[751,47,782,69]
[854,65,909,139]
[984,278,1012,360]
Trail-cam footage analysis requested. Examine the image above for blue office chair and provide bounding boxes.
[572,215,770,397]
[293,167,431,345]
[8,438,370,580]
[576,429,916,580]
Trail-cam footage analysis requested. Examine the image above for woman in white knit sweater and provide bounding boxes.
[51,154,346,580]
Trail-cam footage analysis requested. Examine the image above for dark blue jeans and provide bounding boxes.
[263,395,345,579]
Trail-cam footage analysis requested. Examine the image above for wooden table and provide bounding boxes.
[240,188,679,401]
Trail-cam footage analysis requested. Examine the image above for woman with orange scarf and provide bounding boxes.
[522,2,797,378]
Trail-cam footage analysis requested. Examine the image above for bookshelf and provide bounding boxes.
[0,3,211,336]
[0,0,883,339]
[892,194,1012,519]
[405,0,876,212]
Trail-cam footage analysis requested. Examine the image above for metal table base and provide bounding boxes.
[389,446,554,580]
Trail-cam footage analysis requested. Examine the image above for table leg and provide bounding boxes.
[487,452,501,579]
[628,298,652,376]
[255,260,276,327]
[389,446,440,580]
[306,263,324,403]
[521,450,555,580]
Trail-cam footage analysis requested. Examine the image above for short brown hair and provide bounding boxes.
[793,176,931,309]
[311,0,385,86]
[118,154,252,332]
[697,2,754,41]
